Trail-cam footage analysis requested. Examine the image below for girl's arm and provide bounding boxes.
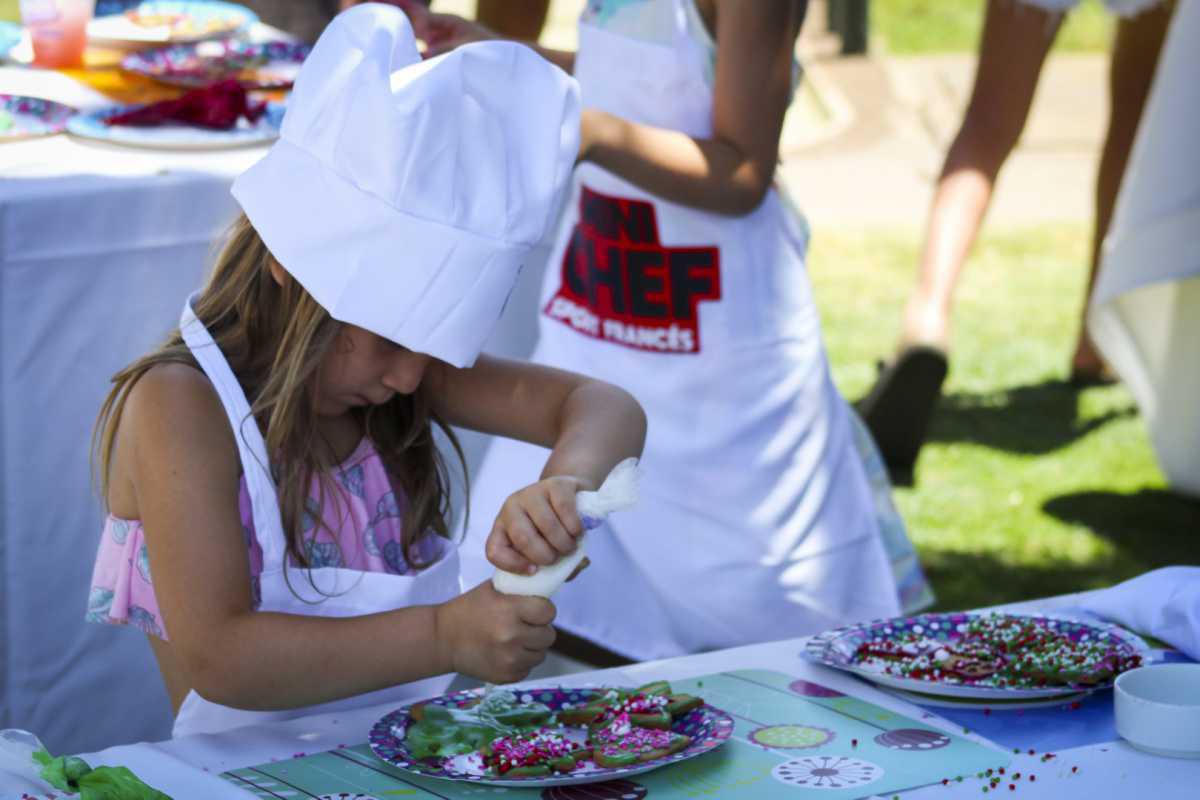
[126,365,553,710]
[428,356,647,573]
[579,0,805,215]
[404,0,804,215]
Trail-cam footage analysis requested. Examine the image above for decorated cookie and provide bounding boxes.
[592,714,691,768]
[483,728,590,776]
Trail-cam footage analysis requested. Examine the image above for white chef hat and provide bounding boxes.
[231,3,580,367]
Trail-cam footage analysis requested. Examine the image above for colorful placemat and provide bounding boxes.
[221,670,1008,799]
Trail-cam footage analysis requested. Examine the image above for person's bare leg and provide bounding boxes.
[475,0,550,42]
[1070,0,1175,380]
[901,0,1062,351]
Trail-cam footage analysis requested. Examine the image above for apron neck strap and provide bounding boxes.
[179,293,289,568]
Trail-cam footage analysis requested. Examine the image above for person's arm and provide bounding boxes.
[427,356,647,574]
[395,0,575,73]
[128,364,552,710]
[579,0,804,215]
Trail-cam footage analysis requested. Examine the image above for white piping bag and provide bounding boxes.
[492,458,640,597]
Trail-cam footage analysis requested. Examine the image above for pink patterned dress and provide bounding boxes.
[87,437,439,640]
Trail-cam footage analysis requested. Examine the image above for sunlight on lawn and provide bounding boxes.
[809,223,1200,610]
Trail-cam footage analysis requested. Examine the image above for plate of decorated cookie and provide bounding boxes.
[368,681,734,787]
[804,611,1150,703]
[87,1,258,48]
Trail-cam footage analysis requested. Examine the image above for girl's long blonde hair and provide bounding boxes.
[93,214,465,573]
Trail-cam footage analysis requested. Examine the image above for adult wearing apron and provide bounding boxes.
[411,0,932,662]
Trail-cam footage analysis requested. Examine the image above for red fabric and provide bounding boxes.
[105,80,266,130]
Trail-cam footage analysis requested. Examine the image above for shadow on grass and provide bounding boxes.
[924,489,1200,610]
[924,379,1136,455]
[1043,489,1200,546]
[922,546,1193,613]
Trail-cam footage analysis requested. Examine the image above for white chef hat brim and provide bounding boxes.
[233,137,526,369]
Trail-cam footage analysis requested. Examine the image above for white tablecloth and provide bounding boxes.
[1088,0,1200,498]
[0,64,273,754]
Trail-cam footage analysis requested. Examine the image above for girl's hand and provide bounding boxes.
[487,476,589,574]
[436,581,557,683]
[394,0,497,57]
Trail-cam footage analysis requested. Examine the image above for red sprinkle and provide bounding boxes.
[984,708,992,715]
[1070,702,1082,710]
[999,768,1006,775]
[852,739,858,747]
[1027,749,1035,755]
[942,779,949,785]
[1071,766,1078,774]
[1030,776,1036,782]
[1008,784,1015,791]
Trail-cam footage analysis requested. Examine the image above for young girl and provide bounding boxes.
[86,4,645,737]
[403,0,933,664]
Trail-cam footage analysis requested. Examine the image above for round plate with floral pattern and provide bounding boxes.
[804,611,1151,701]
[121,39,310,89]
[87,1,258,47]
[66,101,283,149]
[0,95,76,140]
[369,685,734,788]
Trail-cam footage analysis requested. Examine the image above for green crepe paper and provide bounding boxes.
[32,749,173,799]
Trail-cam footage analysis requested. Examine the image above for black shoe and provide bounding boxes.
[856,345,949,478]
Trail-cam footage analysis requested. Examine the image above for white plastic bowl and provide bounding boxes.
[1114,663,1200,758]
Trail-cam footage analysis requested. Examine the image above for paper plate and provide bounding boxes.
[121,39,310,89]
[0,94,76,140]
[66,101,282,149]
[804,611,1151,702]
[87,1,258,47]
[369,685,734,788]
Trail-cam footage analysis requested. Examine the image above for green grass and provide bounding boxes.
[873,0,1113,54]
[809,223,1200,611]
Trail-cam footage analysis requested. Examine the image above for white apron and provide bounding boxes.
[173,293,461,737]
[464,0,903,661]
